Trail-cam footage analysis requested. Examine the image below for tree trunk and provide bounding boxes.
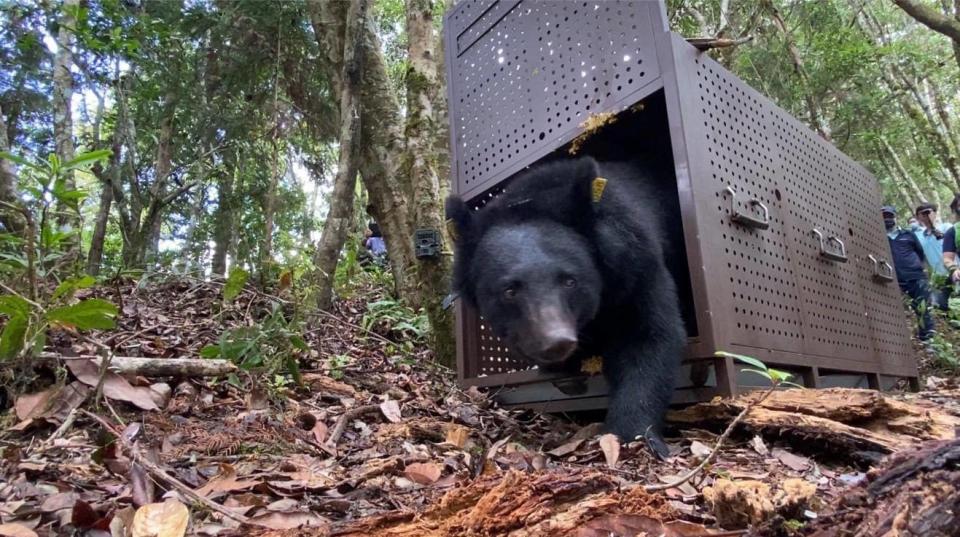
[53,0,80,256]
[880,136,928,205]
[211,156,238,277]
[260,141,281,283]
[762,0,832,141]
[86,179,113,276]
[0,104,23,233]
[405,0,455,365]
[313,0,367,311]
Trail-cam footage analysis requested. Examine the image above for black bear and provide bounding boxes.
[446,156,686,457]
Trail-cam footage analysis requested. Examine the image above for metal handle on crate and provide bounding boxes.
[811,229,848,263]
[724,186,770,229]
[868,254,895,283]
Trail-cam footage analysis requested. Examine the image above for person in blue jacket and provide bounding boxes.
[883,205,933,340]
[914,202,953,311]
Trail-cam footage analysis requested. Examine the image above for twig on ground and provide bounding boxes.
[80,410,252,526]
[325,404,380,449]
[645,385,777,492]
[44,409,79,446]
[312,309,396,347]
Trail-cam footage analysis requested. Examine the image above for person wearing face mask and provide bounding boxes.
[883,206,933,340]
[908,217,921,233]
[915,202,953,311]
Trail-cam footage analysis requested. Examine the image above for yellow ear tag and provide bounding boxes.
[591,177,607,203]
[581,355,604,375]
[445,218,459,242]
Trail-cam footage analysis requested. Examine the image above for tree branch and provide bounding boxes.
[892,0,960,42]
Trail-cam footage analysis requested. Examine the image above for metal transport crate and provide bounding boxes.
[443,0,918,410]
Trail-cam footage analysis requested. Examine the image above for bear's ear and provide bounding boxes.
[445,195,472,244]
[568,156,605,206]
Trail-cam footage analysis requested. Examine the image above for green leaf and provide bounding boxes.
[289,334,308,351]
[0,295,31,319]
[62,149,112,170]
[741,368,774,382]
[767,368,796,384]
[45,298,118,330]
[52,275,96,301]
[285,355,302,385]
[717,351,768,372]
[0,151,41,171]
[223,267,249,302]
[199,345,221,358]
[0,314,28,360]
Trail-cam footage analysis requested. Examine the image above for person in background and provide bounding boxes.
[915,202,953,311]
[908,216,921,232]
[883,206,934,340]
[364,222,388,267]
[942,194,960,292]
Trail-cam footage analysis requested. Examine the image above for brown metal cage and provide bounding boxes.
[443,0,918,411]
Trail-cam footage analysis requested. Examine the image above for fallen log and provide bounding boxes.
[37,353,237,378]
[751,437,960,537]
[241,468,726,537]
[667,388,960,462]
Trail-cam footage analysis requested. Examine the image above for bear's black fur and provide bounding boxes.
[446,156,686,457]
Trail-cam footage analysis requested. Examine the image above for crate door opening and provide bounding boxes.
[463,90,699,390]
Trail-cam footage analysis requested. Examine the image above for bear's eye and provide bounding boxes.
[563,277,577,288]
[503,286,517,300]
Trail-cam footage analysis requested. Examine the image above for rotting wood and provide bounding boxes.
[667,388,960,461]
[37,353,237,378]
[752,437,960,537]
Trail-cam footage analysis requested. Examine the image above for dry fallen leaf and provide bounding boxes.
[196,464,262,497]
[751,435,769,456]
[690,440,712,460]
[380,400,402,423]
[404,462,443,485]
[772,448,811,472]
[67,359,159,411]
[311,420,329,444]
[599,434,620,468]
[0,524,39,537]
[548,438,585,457]
[131,499,189,537]
[14,388,57,420]
[445,424,470,448]
[249,511,327,530]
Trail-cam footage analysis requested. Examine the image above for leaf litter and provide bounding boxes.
[0,276,958,536]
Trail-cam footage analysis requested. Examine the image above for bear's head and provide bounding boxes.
[445,158,604,367]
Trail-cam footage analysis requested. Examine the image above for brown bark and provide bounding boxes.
[313,0,367,311]
[762,0,831,141]
[405,0,455,365]
[334,469,676,537]
[667,388,960,461]
[53,0,80,254]
[755,438,960,537]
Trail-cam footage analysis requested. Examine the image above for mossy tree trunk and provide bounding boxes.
[302,0,456,365]
[312,0,367,311]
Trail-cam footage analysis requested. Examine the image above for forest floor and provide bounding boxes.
[1,276,959,537]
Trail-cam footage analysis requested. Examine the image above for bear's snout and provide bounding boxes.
[538,331,577,362]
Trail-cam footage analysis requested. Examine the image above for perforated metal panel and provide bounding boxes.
[447,0,663,200]
[690,57,806,351]
[444,0,917,403]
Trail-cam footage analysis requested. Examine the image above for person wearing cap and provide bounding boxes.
[883,206,934,340]
[942,193,960,288]
[914,202,953,311]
